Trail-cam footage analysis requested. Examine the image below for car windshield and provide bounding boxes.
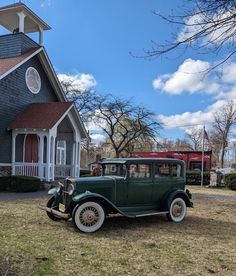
[102,164,127,177]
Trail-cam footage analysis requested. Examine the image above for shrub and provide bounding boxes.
[0,176,9,191]
[0,176,40,192]
[223,173,236,190]
[186,171,210,185]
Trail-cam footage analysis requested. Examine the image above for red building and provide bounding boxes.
[132,151,212,171]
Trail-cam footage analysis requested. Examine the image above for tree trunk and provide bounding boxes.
[220,146,226,168]
[115,149,120,158]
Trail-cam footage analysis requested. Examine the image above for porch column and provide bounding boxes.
[17,12,26,33]
[77,142,80,177]
[12,132,17,175]
[51,136,56,181]
[38,134,44,180]
[39,26,43,46]
[71,141,76,177]
[74,141,79,177]
[46,135,51,181]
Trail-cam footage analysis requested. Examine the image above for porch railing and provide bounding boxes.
[14,163,48,180]
[13,163,73,180]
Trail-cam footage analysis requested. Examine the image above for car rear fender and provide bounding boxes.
[162,189,193,211]
[72,191,126,216]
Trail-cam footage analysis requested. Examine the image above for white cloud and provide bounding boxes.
[222,63,236,83]
[177,14,203,43]
[90,133,106,144]
[58,73,97,92]
[153,58,214,95]
[177,11,236,46]
[158,100,228,129]
[40,0,52,8]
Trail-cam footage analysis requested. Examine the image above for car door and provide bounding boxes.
[126,163,153,205]
[152,162,174,208]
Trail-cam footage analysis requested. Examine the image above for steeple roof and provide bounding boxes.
[0,3,51,33]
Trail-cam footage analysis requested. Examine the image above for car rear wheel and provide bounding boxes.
[167,197,187,222]
[46,196,63,221]
[72,201,105,233]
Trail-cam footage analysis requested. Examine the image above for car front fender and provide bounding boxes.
[72,191,128,216]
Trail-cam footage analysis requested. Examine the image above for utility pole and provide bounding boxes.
[201,125,205,187]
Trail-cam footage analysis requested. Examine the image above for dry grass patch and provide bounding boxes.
[0,193,235,276]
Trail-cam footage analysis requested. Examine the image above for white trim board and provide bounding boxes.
[0,163,12,166]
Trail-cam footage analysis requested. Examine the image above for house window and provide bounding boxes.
[56,140,66,165]
[25,67,41,94]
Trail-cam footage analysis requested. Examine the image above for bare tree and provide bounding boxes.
[174,138,193,151]
[92,95,161,158]
[185,128,203,150]
[60,79,98,122]
[159,138,176,151]
[209,130,223,167]
[212,101,236,167]
[144,0,236,70]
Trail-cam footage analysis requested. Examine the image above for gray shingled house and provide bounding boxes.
[0,3,88,181]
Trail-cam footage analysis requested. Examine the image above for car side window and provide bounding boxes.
[154,163,170,177]
[172,164,182,177]
[129,164,150,179]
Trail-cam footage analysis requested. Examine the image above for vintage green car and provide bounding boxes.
[39,158,193,233]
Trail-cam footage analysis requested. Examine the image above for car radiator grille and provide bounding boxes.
[62,179,72,208]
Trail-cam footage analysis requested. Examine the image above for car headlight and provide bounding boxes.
[56,182,64,193]
[68,183,75,196]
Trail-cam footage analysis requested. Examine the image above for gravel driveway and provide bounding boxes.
[192,193,236,201]
[0,191,49,201]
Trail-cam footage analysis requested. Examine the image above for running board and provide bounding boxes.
[135,211,168,218]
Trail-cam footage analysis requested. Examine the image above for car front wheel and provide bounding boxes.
[167,197,187,222]
[46,196,63,221]
[72,201,105,233]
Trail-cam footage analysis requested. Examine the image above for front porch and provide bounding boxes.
[9,102,87,181]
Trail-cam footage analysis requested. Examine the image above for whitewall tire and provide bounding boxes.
[167,197,187,222]
[72,201,105,233]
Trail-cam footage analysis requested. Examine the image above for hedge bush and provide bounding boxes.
[0,176,40,192]
[186,171,210,185]
[223,173,236,190]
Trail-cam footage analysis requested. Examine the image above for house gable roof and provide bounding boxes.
[0,46,66,101]
[0,47,39,77]
[0,3,51,33]
[0,38,88,139]
[9,102,73,129]
[8,102,89,139]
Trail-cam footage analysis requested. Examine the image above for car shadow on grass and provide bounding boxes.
[62,213,236,240]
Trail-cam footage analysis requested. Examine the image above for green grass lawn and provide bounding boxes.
[0,190,235,276]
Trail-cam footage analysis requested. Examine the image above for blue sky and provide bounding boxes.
[1,0,236,144]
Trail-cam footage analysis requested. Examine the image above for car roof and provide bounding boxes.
[100,158,184,165]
